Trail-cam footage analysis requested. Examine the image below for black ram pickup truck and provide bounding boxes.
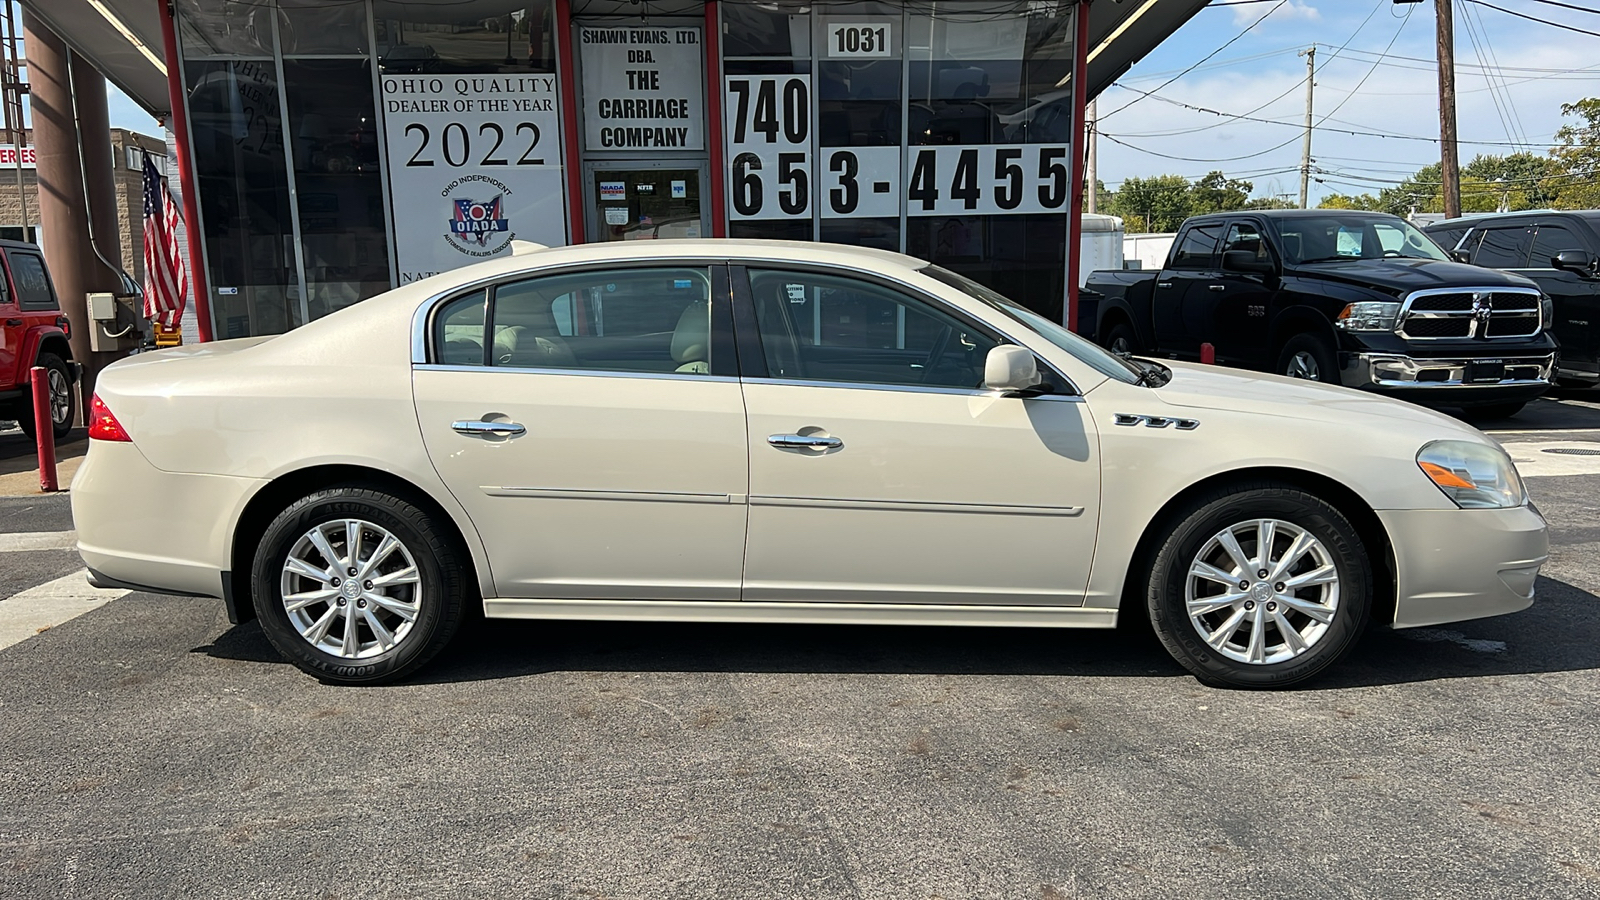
[1422,210,1600,388]
[1080,209,1558,418]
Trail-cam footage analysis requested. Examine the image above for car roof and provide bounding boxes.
[429,239,931,284]
[1422,210,1568,228]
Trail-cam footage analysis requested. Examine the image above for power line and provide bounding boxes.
[1099,0,1290,121]
[1463,0,1600,37]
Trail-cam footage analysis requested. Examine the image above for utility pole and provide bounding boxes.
[1085,98,1098,213]
[1435,0,1461,218]
[1298,46,1314,209]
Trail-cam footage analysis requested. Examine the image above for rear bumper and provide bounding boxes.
[70,440,263,600]
[1380,504,1548,629]
[1339,352,1554,405]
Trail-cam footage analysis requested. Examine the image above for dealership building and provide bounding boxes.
[24,0,1203,342]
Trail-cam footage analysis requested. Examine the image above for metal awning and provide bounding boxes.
[25,0,1208,117]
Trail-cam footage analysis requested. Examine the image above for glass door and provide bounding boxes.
[588,166,706,242]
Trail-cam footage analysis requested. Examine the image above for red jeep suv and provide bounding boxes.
[0,240,77,439]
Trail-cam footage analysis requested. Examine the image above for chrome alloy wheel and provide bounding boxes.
[1185,518,1340,665]
[279,519,422,659]
[47,368,71,425]
[1285,351,1320,381]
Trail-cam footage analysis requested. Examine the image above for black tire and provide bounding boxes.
[1460,401,1526,421]
[1104,321,1141,356]
[1276,334,1339,384]
[1146,483,1373,689]
[250,486,467,685]
[16,353,74,440]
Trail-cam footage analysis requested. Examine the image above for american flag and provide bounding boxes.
[141,151,188,327]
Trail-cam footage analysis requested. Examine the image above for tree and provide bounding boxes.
[1188,171,1253,215]
[1550,98,1600,209]
[1108,174,1193,232]
[1319,193,1381,211]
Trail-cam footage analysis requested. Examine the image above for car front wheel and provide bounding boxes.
[251,486,467,685]
[1146,484,1372,688]
[1276,334,1339,384]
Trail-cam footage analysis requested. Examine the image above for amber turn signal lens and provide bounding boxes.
[1419,460,1475,490]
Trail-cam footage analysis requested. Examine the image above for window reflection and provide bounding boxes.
[374,0,556,74]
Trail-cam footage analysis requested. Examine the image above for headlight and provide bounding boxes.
[1417,440,1527,509]
[1540,293,1553,328]
[1336,301,1401,331]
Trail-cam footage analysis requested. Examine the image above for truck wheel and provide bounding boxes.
[15,353,75,441]
[1146,483,1373,688]
[1276,335,1338,384]
[1104,321,1140,356]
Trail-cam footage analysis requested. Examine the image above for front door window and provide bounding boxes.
[593,170,703,241]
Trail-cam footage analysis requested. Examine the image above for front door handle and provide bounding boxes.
[1208,284,1226,292]
[452,420,526,438]
[1156,282,1173,289]
[768,433,843,451]
[4,318,21,326]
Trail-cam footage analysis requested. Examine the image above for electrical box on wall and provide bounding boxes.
[87,291,144,353]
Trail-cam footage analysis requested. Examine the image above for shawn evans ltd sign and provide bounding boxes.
[381,74,567,283]
[580,26,705,151]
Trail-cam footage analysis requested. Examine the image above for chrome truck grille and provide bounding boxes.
[1397,287,1542,340]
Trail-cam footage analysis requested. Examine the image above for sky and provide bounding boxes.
[99,0,1600,206]
[1090,0,1600,204]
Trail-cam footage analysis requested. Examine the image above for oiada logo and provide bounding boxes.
[442,177,515,257]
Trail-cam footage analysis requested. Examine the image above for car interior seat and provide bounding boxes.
[670,299,711,373]
[491,288,578,367]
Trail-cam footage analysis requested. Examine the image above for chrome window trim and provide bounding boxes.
[740,376,1087,401]
[1396,285,1543,341]
[413,363,740,384]
[409,255,1087,396]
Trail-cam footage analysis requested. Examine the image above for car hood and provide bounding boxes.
[1288,257,1537,296]
[1149,360,1486,440]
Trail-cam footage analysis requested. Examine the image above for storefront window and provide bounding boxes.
[175,0,276,59]
[278,0,371,56]
[374,0,556,74]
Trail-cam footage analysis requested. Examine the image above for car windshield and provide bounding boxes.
[918,265,1144,386]
[1272,214,1450,264]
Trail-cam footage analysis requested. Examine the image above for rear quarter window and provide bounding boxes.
[6,252,56,311]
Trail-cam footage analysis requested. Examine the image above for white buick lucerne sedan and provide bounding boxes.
[72,240,1548,688]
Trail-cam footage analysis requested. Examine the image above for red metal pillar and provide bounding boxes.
[1064,0,1091,332]
[554,0,584,244]
[156,0,213,342]
[30,367,58,492]
[704,1,726,238]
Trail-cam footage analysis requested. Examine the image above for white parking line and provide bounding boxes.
[0,530,78,553]
[0,570,129,651]
[1499,441,1600,478]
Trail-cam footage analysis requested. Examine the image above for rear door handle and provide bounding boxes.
[768,433,843,451]
[1208,284,1226,292]
[452,420,526,438]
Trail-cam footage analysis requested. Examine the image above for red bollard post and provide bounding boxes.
[1200,342,1216,365]
[30,366,59,493]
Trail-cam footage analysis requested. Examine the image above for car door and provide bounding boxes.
[1469,223,1534,270]
[1154,221,1223,359]
[1528,220,1600,377]
[412,263,750,601]
[0,254,18,384]
[1209,219,1277,369]
[735,265,1101,607]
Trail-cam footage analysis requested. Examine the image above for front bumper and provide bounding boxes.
[1380,504,1548,629]
[1339,352,1554,405]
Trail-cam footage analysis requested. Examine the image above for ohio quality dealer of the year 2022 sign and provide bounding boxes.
[581,26,705,151]
[381,74,566,283]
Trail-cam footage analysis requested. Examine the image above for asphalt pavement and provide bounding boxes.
[1,398,1598,899]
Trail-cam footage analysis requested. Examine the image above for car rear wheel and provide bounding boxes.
[16,353,74,440]
[1276,334,1339,384]
[251,486,467,685]
[1146,484,1372,688]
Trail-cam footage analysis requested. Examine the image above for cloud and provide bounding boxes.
[1235,1,1322,29]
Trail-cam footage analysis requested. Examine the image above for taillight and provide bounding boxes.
[88,394,131,442]
[56,315,70,338]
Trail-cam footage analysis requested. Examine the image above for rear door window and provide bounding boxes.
[1169,223,1222,270]
[6,252,55,311]
[1529,224,1583,269]
[1472,226,1534,269]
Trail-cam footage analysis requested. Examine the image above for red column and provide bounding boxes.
[554,0,585,244]
[156,0,214,342]
[1064,0,1091,332]
[704,1,726,238]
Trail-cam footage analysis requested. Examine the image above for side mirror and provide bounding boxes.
[984,345,1042,394]
[1553,248,1595,274]
[1222,250,1274,275]
[1449,249,1472,264]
